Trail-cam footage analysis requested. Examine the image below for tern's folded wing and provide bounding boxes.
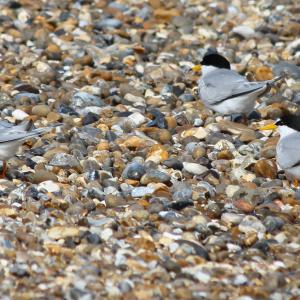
[277,133,300,169]
[0,127,50,143]
[199,69,266,105]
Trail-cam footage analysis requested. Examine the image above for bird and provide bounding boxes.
[0,120,56,177]
[260,113,300,184]
[197,50,283,116]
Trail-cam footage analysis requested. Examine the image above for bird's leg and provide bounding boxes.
[241,114,248,125]
[230,113,248,124]
[0,161,7,178]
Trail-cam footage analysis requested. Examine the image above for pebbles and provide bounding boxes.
[0,0,299,298]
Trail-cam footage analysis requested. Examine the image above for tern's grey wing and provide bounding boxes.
[0,120,14,129]
[0,120,33,132]
[200,69,266,105]
[277,133,300,169]
[0,127,50,144]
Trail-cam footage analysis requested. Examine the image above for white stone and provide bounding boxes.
[234,274,248,285]
[101,228,113,241]
[232,25,255,39]
[221,213,244,225]
[183,162,208,175]
[126,112,147,128]
[38,181,60,193]
[131,186,155,198]
[35,61,52,73]
[225,185,240,198]
[183,266,211,283]
[12,109,29,121]
[239,216,266,234]
[124,93,145,104]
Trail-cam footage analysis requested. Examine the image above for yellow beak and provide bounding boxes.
[259,123,277,131]
[192,64,202,72]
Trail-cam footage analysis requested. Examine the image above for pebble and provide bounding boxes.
[254,159,278,179]
[140,169,171,184]
[32,104,50,117]
[239,216,266,234]
[49,153,80,168]
[273,61,300,79]
[38,180,60,193]
[82,112,100,125]
[95,18,123,29]
[131,187,156,198]
[48,226,80,240]
[72,92,105,108]
[183,162,208,175]
[232,25,255,39]
[31,170,58,183]
[12,109,29,120]
[221,213,244,225]
[263,216,284,232]
[162,158,184,170]
[0,0,298,297]
[122,162,146,180]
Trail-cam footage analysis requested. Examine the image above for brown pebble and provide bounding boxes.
[254,159,278,179]
[32,104,51,117]
[217,150,234,160]
[234,199,255,213]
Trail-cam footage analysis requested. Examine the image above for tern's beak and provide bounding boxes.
[259,123,277,131]
[192,64,202,72]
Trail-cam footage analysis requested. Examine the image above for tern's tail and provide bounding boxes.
[267,75,284,85]
[20,123,62,141]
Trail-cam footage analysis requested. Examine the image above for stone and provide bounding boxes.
[221,213,244,225]
[183,162,208,175]
[232,25,255,39]
[131,187,156,198]
[180,127,208,140]
[162,158,184,170]
[122,162,146,180]
[239,216,266,234]
[254,159,278,179]
[140,169,171,184]
[48,226,80,239]
[49,153,80,168]
[38,180,60,193]
[32,104,51,117]
[12,109,29,121]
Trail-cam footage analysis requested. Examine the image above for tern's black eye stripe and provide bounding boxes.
[275,120,285,126]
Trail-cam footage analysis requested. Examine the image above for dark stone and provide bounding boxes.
[263,216,284,232]
[9,1,22,9]
[122,162,146,180]
[168,200,194,210]
[205,132,234,144]
[86,233,102,244]
[162,257,181,273]
[177,239,209,260]
[64,237,76,249]
[253,239,269,254]
[105,130,117,142]
[162,158,184,170]
[82,112,100,125]
[57,104,79,116]
[10,265,29,277]
[147,108,168,129]
[273,61,300,79]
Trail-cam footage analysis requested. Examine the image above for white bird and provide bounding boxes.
[197,51,283,115]
[0,120,55,177]
[260,114,300,183]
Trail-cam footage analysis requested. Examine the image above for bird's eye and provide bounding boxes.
[275,120,284,126]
